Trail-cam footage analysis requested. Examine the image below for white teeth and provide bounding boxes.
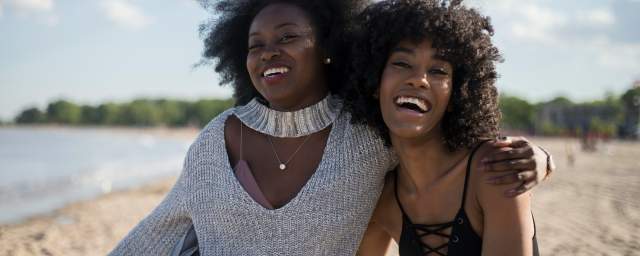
[263,67,290,77]
[396,96,428,112]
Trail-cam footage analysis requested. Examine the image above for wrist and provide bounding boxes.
[537,145,555,180]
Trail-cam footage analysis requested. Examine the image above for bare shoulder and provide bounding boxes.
[468,143,536,254]
[468,142,532,209]
[468,141,497,180]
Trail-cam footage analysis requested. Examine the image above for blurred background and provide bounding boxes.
[0,0,638,255]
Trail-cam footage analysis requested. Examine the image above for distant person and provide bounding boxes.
[565,140,576,166]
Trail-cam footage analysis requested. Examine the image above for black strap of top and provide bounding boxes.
[393,170,409,222]
[394,140,490,256]
[461,140,490,209]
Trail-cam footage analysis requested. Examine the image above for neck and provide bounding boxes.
[391,127,466,194]
[269,83,329,111]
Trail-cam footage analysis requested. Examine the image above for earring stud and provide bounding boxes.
[324,58,332,64]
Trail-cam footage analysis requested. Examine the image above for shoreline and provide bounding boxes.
[0,125,201,140]
[0,126,200,226]
[0,177,178,256]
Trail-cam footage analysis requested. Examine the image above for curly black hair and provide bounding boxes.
[342,0,503,151]
[198,0,368,106]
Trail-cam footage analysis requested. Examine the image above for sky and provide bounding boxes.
[1,0,639,121]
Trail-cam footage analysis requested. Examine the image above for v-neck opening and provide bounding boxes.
[221,112,337,212]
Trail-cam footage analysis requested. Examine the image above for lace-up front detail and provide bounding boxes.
[404,219,455,256]
[394,141,539,256]
[394,167,469,256]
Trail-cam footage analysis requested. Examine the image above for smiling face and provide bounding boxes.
[379,39,454,142]
[246,3,328,111]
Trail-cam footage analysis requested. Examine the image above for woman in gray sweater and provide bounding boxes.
[110,0,553,255]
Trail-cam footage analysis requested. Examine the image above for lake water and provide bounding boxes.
[0,127,194,224]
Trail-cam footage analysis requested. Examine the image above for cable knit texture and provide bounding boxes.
[109,107,396,256]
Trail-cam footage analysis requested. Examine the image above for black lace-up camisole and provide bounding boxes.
[395,142,539,256]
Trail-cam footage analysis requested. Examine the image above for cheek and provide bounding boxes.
[292,39,319,65]
[378,68,396,99]
[434,79,453,106]
[246,54,258,75]
[378,68,400,113]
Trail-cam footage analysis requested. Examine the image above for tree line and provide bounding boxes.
[10,83,640,139]
[14,98,234,128]
[500,83,640,139]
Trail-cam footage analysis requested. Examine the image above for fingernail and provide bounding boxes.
[505,190,517,197]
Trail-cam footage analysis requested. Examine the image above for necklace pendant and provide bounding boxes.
[279,164,286,171]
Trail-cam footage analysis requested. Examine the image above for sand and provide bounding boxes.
[0,178,177,256]
[530,138,640,256]
[1,137,638,255]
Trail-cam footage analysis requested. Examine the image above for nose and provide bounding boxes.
[260,46,280,62]
[407,72,430,89]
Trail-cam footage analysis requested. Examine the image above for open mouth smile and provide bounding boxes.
[394,96,431,114]
[262,67,290,77]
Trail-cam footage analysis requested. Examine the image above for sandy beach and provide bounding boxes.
[1,137,639,255]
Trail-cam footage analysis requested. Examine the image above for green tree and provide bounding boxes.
[96,103,122,125]
[121,99,163,126]
[187,99,234,127]
[15,107,47,124]
[46,100,82,124]
[157,99,189,126]
[539,121,566,136]
[589,117,616,137]
[547,96,574,106]
[81,105,101,124]
[499,95,534,131]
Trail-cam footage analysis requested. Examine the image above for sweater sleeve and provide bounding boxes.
[109,157,193,255]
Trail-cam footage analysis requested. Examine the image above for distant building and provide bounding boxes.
[620,81,640,139]
[534,81,640,140]
[535,98,619,137]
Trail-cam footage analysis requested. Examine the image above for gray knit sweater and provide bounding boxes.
[109,108,395,256]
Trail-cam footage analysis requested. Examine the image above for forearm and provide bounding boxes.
[357,221,395,256]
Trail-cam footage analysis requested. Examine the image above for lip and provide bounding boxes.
[260,62,292,76]
[259,62,292,86]
[392,91,433,115]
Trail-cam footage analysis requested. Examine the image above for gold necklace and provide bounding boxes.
[266,134,313,171]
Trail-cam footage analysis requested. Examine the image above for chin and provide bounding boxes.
[257,87,294,102]
[388,124,426,139]
[388,118,444,142]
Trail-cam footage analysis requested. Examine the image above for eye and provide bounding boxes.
[392,61,412,69]
[429,67,449,75]
[279,33,300,43]
[248,43,264,51]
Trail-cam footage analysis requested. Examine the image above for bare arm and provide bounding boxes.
[358,219,394,256]
[358,174,401,256]
[476,147,536,256]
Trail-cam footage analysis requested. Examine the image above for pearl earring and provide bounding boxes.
[324,58,332,64]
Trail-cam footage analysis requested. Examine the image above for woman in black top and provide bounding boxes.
[347,0,540,255]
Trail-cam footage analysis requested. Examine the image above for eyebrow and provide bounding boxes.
[249,22,299,37]
[390,47,415,55]
[276,22,298,29]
